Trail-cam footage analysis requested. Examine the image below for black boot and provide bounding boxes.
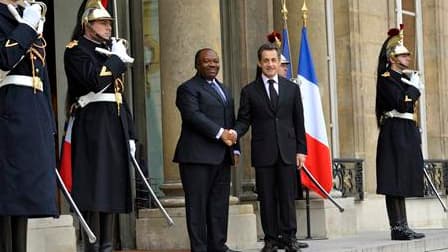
[398,199,425,239]
[390,222,414,240]
[11,216,27,252]
[386,196,414,240]
[99,213,114,252]
[0,216,12,252]
[82,212,100,252]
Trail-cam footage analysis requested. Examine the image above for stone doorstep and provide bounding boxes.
[159,195,240,208]
[124,229,448,252]
[27,215,77,252]
[28,215,74,229]
[139,201,254,219]
[136,204,258,251]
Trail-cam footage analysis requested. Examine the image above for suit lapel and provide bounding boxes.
[200,77,226,105]
[254,79,276,114]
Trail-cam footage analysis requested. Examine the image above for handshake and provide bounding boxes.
[220,129,237,147]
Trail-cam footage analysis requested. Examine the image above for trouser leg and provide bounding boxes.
[255,167,279,241]
[0,216,12,252]
[179,164,209,252]
[99,213,114,252]
[11,216,27,252]
[82,211,100,252]
[206,165,230,252]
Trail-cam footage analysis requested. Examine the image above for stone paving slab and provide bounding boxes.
[115,228,448,252]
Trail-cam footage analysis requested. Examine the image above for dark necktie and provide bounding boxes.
[268,79,278,109]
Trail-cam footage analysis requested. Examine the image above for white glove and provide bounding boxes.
[22,4,43,30]
[36,18,45,34]
[401,71,422,91]
[129,139,136,158]
[111,38,134,64]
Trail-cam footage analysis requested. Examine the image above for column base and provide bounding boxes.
[136,203,258,250]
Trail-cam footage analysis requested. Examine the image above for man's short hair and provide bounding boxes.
[194,48,214,69]
[257,43,281,61]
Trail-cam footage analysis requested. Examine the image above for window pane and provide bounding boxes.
[143,0,164,194]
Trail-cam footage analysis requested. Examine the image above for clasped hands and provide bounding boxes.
[220,129,237,146]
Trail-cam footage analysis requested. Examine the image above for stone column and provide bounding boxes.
[424,0,448,157]
[159,0,222,186]
[333,0,393,193]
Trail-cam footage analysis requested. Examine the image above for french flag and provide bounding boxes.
[101,0,109,8]
[59,116,75,192]
[281,26,293,79]
[297,26,333,198]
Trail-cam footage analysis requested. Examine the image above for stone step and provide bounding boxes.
[121,229,448,252]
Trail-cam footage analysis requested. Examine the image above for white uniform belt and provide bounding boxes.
[0,75,43,92]
[384,109,414,120]
[77,92,121,108]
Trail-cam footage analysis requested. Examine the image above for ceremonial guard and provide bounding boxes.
[0,0,57,251]
[375,25,425,240]
[64,0,135,251]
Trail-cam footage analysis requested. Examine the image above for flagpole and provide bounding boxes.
[281,0,293,77]
[301,0,308,28]
[112,0,119,37]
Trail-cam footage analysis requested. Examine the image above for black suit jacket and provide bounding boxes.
[173,73,239,165]
[235,76,307,167]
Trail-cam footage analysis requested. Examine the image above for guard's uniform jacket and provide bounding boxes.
[64,36,135,213]
[376,70,423,197]
[0,4,57,216]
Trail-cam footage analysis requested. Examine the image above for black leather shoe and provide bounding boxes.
[278,236,307,251]
[261,239,278,252]
[391,225,414,240]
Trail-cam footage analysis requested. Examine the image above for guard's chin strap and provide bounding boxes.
[84,22,110,45]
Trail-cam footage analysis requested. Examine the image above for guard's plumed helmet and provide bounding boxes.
[81,0,113,27]
[267,30,289,62]
[385,24,410,60]
[377,24,410,76]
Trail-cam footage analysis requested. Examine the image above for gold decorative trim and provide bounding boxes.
[65,40,78,49]
[99,66,112,77]
[5,40,18,48]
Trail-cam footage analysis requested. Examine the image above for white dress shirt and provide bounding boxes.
[261,74,279,99]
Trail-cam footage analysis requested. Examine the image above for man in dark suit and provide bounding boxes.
[233,43,307,252]
[173,48,239,252]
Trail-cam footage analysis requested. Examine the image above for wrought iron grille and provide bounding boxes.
[332,158,364,200]
[423,159,448,197]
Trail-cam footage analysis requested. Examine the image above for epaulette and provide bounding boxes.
[66,40,78,49]
[381,71,390,77]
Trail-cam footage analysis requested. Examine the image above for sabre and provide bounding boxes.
[130,155,175,226]
[54,168,97,243]
[302,166,344,212]
[423,167,447,212]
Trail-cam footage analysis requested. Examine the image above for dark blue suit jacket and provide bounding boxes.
[173,73,239,165]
